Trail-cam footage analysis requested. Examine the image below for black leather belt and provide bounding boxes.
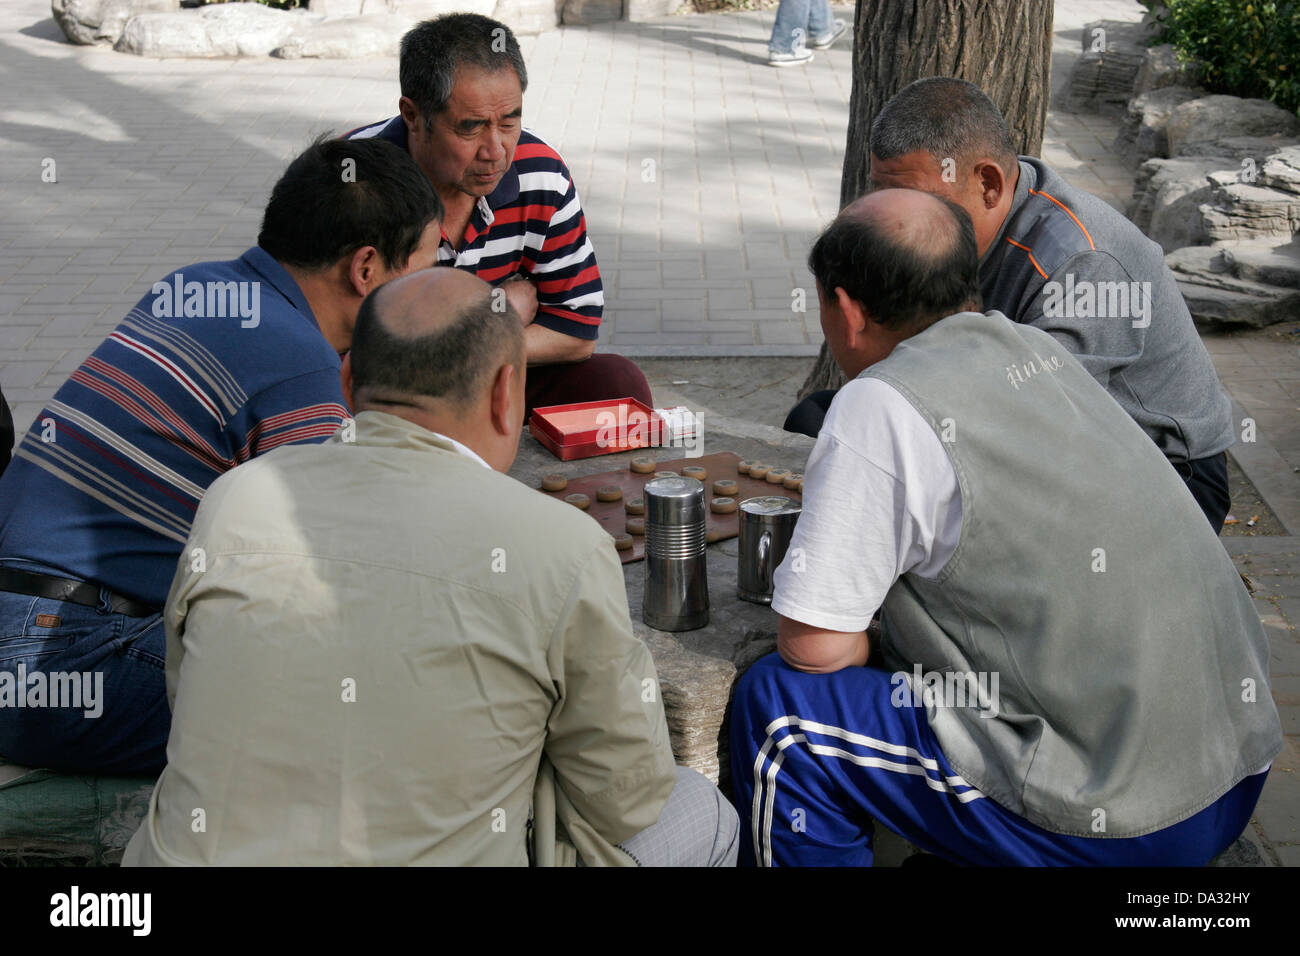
[0,568,159,618]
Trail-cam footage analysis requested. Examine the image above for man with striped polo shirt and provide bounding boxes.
[346,14,652,415]
[0,137,441,776]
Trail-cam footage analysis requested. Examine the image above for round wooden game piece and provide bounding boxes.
[541,474,568,492]
[630,457,657,474]
[794,479,803,493]
[706,527,725,544]
[748,463,770,480]
[682,465,707,482]
[626,516,646,535]
[565,493,590,510]
[712,479,739,497]
[765,468,790,485]
[596,485,623,503]
[654,471,678,480]
[625,496,645,515]
[710,496,737,515]
[783,472,804,490]
[613,533,634,551]
[737,460,755,475]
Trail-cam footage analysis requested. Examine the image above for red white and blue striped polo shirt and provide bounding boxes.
[0,247,350,607]
[345,117,604,340]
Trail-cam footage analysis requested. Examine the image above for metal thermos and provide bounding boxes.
[642,475,710,631]
[738,496,802,604]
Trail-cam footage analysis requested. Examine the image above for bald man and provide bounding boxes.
[729,189,1279,867]
[125,269,738,867]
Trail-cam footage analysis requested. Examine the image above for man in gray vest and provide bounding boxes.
[785,78,1235,533]
[731,188,1280,866]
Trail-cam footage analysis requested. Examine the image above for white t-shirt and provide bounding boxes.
[771,377,964,633]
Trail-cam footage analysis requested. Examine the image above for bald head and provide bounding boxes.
[350,267,525,410]
[808,187,981,331]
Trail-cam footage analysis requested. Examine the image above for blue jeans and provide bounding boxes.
[770,0,833,54]
[0,560,168,776]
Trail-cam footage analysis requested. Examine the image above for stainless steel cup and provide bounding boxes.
[738,496,802,604]
[642,475,709,631]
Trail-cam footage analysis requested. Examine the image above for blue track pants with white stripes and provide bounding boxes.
[729,653,1267,867]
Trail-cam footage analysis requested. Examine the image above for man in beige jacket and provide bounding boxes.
[124,268,738,866]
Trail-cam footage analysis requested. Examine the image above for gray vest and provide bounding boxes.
[866,311,1281,838]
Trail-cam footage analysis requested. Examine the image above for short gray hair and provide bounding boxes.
[870,78,1018,174]
[400,14,528,121]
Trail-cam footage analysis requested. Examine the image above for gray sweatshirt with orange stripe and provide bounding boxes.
[980,157,1233,464]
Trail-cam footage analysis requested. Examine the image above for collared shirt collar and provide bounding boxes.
[239,247,317,329]
[350,410,492,470]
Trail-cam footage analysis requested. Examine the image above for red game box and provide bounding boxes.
[529,398,666,460]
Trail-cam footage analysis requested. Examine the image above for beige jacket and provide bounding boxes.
[124,411,676,866]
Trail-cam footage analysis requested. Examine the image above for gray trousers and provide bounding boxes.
[616,766,739,866]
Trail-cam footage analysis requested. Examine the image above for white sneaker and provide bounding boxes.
[768,48,814,67]
[809,20,848,50]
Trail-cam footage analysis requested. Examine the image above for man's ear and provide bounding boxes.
[340,351,356,413]
[834,286,869,350]
[973,159,1007,210]
[348,245,384,297]
[398,96,422,132]
[489,362,518,437]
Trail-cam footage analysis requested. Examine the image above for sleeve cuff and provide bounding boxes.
[533,308,601,341]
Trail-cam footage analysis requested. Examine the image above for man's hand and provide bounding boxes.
[776,614,870,674]
[502,274,539,325]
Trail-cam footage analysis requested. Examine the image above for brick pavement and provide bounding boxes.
[0,0,1297,865]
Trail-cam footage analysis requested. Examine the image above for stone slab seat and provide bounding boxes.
[0,756,154,866]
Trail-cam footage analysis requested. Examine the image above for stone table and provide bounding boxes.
[508,426,814,793]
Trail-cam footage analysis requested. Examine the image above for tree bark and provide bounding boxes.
[797,0,1054,400]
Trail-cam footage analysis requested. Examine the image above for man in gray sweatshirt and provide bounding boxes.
[786,78,1235,531]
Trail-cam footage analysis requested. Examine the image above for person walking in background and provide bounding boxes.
[768,0,847,67]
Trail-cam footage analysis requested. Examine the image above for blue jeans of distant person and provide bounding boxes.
[0,559,168,776]
[770,0,833,54]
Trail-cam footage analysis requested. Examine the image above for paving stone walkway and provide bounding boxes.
[0,0,1296,865]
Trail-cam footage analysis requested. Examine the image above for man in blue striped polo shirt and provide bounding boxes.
[347,14,653,416]
[0,137,442,776]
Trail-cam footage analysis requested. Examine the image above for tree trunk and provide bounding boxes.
[797,0,1054,400]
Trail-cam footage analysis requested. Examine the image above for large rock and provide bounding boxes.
[1129,155,1233,249]
[562,0,620,26]
[51,0,179,46]
[1216,240,1300,288]
[1066,19,1149,115]
[625,0,681,20]
[1165,95,1300,157]
[1169,244,1300,328]
[273,12,414,58]
[491,0,560,35]
[1200,180,1300,245]
[1260,145,1300,196]
[1133,43,1203,97]
[1116,85,1204,165]
[115,3,321,57]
